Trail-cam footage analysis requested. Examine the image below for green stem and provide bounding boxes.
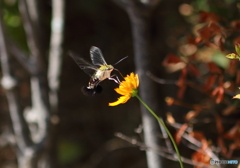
[135,94,184,168]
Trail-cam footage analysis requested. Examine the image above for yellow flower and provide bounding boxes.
[109,72,139,106]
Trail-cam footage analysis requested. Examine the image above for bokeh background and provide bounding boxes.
[0,0,239,168]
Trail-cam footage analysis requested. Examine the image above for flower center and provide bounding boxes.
[131,89,138,97]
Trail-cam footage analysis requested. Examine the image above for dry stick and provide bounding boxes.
[114,1,163,168]
[147,71,236,97]
[7,39,34,73]
[0,10,34,167]
[115,133,210,168]
[18,0,50,167]
[170,122,220,161]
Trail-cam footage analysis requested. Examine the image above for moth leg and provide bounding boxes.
[109,74,120,84]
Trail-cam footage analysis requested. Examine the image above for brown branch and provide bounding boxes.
[115,132,211,168]
[7,38,35,73]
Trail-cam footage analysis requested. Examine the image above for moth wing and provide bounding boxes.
[69,51,98,77]
[90,46,107,66]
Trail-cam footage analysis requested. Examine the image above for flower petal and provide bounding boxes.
[115,88,130,95]
[108,95,130,106]
[109,72,139,106]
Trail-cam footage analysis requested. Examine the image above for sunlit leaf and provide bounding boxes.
[226,53,240,60]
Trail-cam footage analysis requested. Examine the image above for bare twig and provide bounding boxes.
[115,132,211,168]
[7,38,34,73]
[0,8,34,166]
[147,71,236,97]
[18,0,42,66]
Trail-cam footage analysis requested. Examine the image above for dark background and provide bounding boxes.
[0,0,239,167]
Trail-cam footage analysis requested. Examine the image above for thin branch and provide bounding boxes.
[169,122,220,160]
[0,9,33,153]
[115,132,211,168]
[7,38,35,73]
[159,122,174,154]
[147,71,236,97]
[18,0,42,65]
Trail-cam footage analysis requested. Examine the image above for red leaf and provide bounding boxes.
[191,149,210,168]
[236,70,240,84]
[198,22,222,42]
[204,75,217,91]
[163,54,182,65]
[217,137,228,157]
[226,60,238,76]
[211,86,224,104]
[188,64,201,77]
[208,62,222,74]
[175,124,188,144]
[199,11,220,23]
[234,37,240,45]
[215,115,224,134]
[231,20,240,29]
[222,105,237,116]
[223,120,240,141]
[177,68,187,99]
[190,131,206,142]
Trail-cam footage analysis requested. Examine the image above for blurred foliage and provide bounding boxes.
[212,50,229,69]
[1,0,28,51]
[58,139,84,166]
[1,0,240,167]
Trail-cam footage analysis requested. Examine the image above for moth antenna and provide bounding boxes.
[114,56,128,65]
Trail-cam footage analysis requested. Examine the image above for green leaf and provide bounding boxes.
[235,43,240,56]
[212,51,229,69]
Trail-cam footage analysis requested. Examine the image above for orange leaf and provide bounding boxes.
[215,115,224,134]
[223,120,240,141]
[231,20,240,28]
[192,149,210,168]
[188,64,201,77]
[226,60,238,76]
[163,54,182,65]
[211,86,224,104]
[222,105,237,116]
[236,70,240,84]
[199,11,220,23]
[175,124,188,144]
[208,62,222,74]
[234,37,240,45]
[190,131,207,143]
[185,109,201,120]
[177,68,187,99]
[204,75,217,91]
[217,137,228,157]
